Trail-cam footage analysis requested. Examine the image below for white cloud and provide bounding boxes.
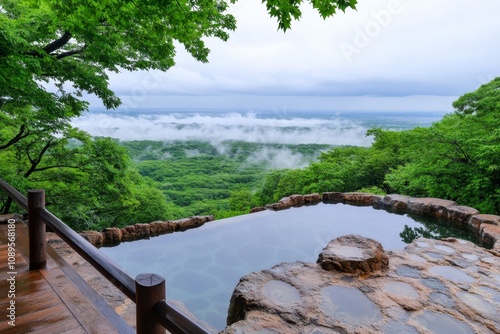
[72,112,372,146]
[93,0,500,111]
[242,147,314,170]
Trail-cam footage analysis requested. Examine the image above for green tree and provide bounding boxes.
[256,142,402,201]
[385,78,500,213]
[254,169,289,204]
[0,133,171,230]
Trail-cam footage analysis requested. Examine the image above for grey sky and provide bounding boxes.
[89,0,500,112]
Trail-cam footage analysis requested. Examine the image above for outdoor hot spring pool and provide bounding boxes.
[100,203,479,331]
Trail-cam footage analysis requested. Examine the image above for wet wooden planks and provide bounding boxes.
[0,245,85,333]
[0,222,134,334]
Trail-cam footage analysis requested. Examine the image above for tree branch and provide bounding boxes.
[33,163,85,173]
[1,197,13,215]
[450,140,475,165]
[25,142,35,165]
[435,138,475,165]
[0,125,29,150]
[43,31,72,54]
[24,140,53,178]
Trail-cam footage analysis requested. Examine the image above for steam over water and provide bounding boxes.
[72,110,444,146]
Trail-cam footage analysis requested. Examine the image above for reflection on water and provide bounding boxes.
[100,203,478,331]
[400,212,480,244]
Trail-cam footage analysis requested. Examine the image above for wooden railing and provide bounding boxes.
[0,178,211,334]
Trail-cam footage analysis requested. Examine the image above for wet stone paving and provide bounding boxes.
[223,237,500,334]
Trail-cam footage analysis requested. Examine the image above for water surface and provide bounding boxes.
[100,203,477,331]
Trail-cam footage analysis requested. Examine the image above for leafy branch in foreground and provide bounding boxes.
[1,0,357,126]
[265,0,357,31]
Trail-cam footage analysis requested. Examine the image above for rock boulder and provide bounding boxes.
[101,227,122,245]
[342,192,383,205]
[317,234,389,275]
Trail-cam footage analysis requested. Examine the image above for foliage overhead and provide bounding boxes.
[264,0,357,30]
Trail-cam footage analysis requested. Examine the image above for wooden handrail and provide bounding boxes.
[0,179,136,298]
[0,178,212,334]
[0,179,28,210]
[35,207,137,299]
[154,300,211,334]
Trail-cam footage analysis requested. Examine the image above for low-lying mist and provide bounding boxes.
[241,147,314,169]
[71,112,373,147]
[122,140,331,170]
[74,110,444,170]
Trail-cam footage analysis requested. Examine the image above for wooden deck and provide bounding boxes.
[0,221,134,334]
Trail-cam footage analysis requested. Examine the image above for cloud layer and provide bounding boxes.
[85,0,500,111]
[72,112,371,146]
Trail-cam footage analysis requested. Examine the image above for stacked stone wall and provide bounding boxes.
[80,215,214,247]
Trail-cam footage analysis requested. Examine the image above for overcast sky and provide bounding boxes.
[89,0,500,113]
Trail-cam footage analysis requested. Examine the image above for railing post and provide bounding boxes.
[28,189,46,270]
[136,273,166,334]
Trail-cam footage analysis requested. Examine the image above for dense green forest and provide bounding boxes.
[2,1,497,232]
[121,140,331,220]
[2,78,499,231]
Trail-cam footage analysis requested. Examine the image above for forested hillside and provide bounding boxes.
[121,140,331,219]
[0,132,171,231]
